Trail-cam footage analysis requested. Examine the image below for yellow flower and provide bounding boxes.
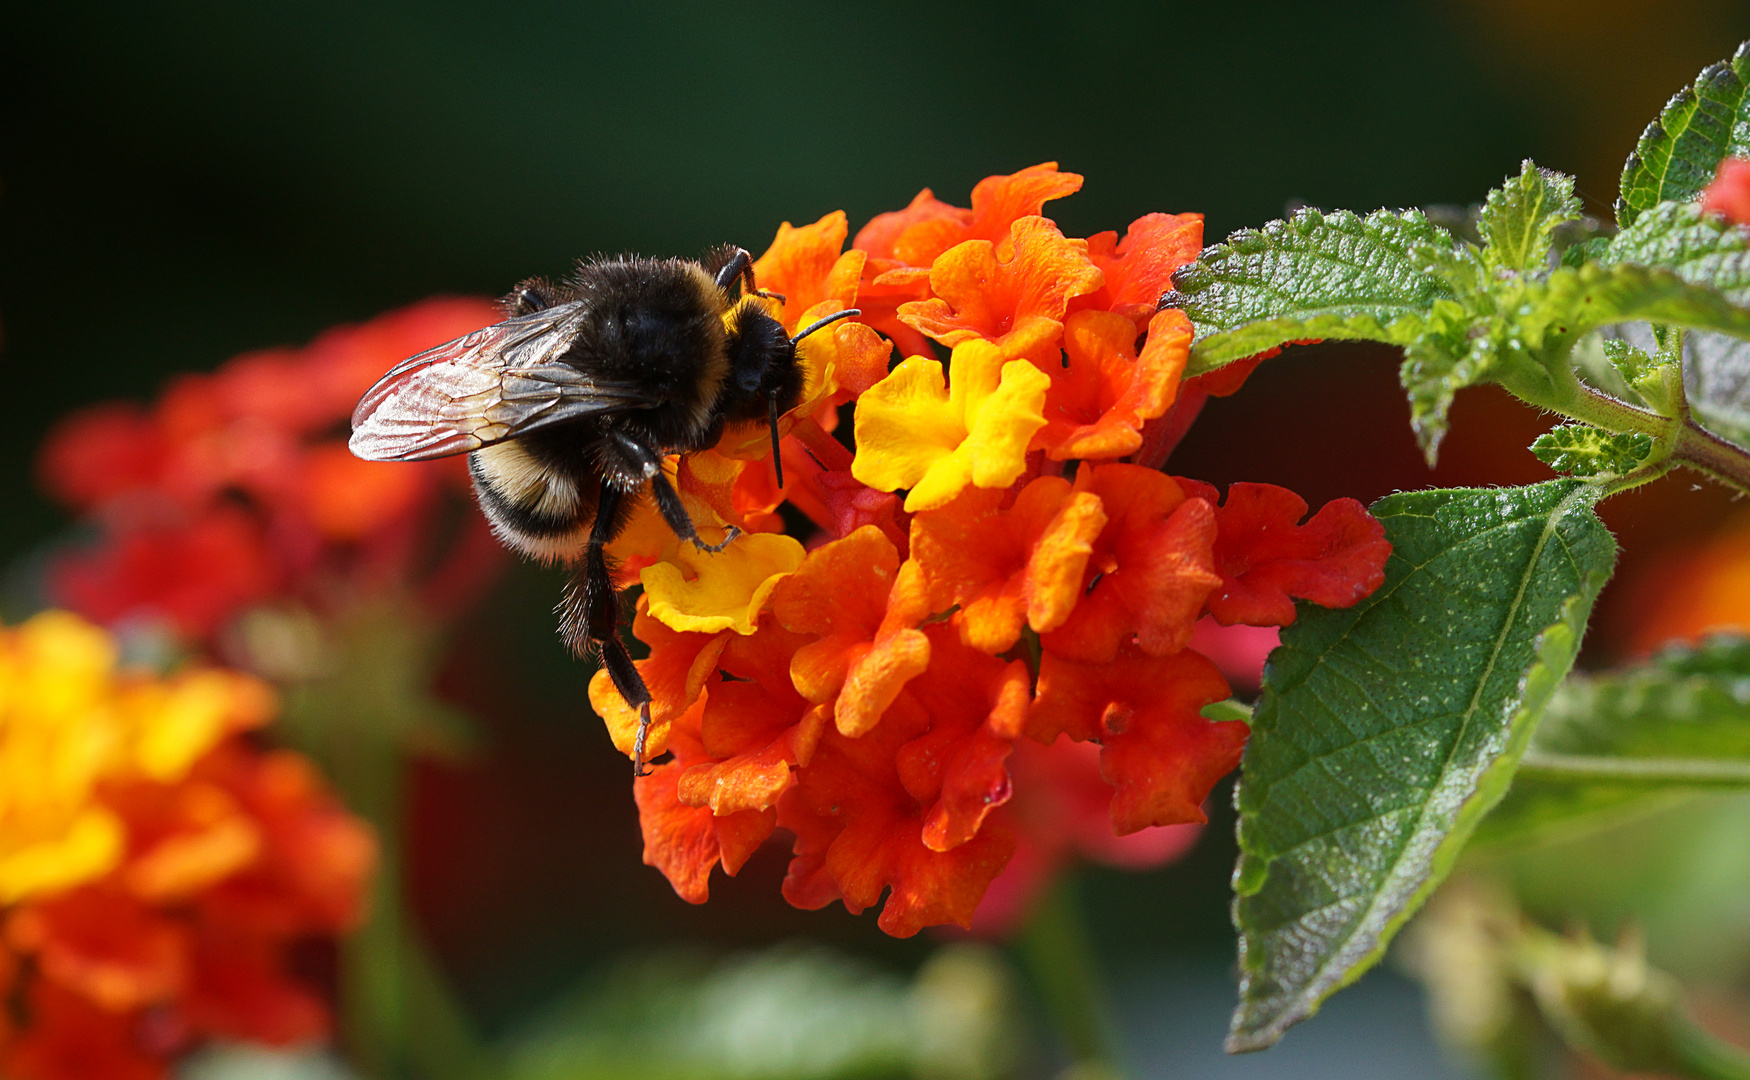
[851,340,1050,512]
[0,611,271,902]
[641,533,808,635]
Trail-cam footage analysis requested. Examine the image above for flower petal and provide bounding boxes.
[898,217,1102,363]
[1178,481,1391,627]
[641,533,806,635]
[1029,646,1242,834]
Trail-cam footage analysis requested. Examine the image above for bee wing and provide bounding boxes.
[349,302,651,461]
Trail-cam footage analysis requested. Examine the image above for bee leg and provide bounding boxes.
[564,480,656,775]
[608,431,742,554]
[652,473,741,553]
[712,246,756,296]
[708,245,785,303]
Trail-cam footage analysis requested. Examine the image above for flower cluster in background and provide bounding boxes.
[587,165,1393,936]
[0,611,373,1080]
[22,296,513,1077]
[37,297,507,656]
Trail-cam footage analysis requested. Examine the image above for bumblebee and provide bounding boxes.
[349,247,856,771]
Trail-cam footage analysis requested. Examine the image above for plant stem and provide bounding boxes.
[286,609,495,1080]
[1673,421,1750,495]
[1555,375,1677,442]
[1518,751,1750,786]
[1014,875,1130,1080]
[1523,367,1750,495]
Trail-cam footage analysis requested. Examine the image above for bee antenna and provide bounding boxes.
[789,308,861,345]
[768,396,785,489]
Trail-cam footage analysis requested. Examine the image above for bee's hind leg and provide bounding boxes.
[607,431,742,554]
[560,480,656,775]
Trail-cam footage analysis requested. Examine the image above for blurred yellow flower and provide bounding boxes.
[0,612,272,902]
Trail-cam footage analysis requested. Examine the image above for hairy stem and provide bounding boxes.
[1673,421,1750,495]
[1520,365,1750,494]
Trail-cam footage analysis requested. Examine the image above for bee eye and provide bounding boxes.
[517,288,548,312]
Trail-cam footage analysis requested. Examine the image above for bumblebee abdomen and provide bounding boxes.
[470,441,594,563]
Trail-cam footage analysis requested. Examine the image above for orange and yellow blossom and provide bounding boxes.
[0,612,374,1080]
[594,165,1392,936]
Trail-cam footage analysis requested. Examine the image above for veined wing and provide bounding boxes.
[349,302,651,461]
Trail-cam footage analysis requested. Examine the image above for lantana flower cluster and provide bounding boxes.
[38,298,506,649]
[0,611,374,1080]
[588,164,1392,935]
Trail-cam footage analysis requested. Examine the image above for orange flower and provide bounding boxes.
[773,527,932,738]
[632,617,823,902]
[750,211,866,335]
[46,507,281,641]
[0,615,373,1078]
[971,736,1203,935]
[1036,464,1222,663]
[1034,308,1191,461]
[854,164,1084,359]
[632,695,777,905]
[5,981,165,1080]
[777,654,1025,937]
[898,216,1103,366]
[7,890,190,1013]
[588,600,730,761]
[856,163,1085,269]
[1176,480,1391,627]
[589,167,1392,939]
[1074,212,1204,328]
[38,299,505,644]
[909,477,1107,654]
[1702,158,1750,225]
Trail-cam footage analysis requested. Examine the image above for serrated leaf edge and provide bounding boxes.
[1228,483,1612,1052]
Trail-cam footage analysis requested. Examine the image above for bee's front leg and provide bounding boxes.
[607,431,741,554]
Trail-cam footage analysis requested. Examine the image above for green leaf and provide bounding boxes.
[1562,235,1614,269]
[1619,41,1750,227]
[1479,161,1580,273]
[1519,260,1750,357]
[1476,635,1750,845]
[1399,304,1493,465]
[1686,330,1750,445]
[1601,338,1659,384]
[1529,424,1653,477]
[1229,480,1616,1052]
[1167,207,1455,375]
[1609,200,1750,304]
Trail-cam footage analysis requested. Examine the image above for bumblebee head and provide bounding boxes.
[726,304,861,489]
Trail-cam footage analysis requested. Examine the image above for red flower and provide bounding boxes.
[1176,480,1391,627]
[1701,158,1750,225]
[38,298,506,644]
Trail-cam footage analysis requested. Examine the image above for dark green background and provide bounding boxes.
[6,0,1749,1038]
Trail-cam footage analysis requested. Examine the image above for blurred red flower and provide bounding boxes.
[38,298,506,643]
[1701,158,1750,225]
